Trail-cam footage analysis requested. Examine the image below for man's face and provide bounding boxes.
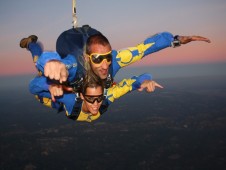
[88,44,112,80]
[81,86,103,116]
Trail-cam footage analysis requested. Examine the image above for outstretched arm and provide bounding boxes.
[112,32,210,73]
[106,73,163,104]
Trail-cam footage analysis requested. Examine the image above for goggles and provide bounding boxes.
[88,51,112,65]
[83,94,105,104]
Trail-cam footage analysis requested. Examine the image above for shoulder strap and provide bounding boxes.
[67,97,82,120]
[99,99,109,115]
[104,65,114,89]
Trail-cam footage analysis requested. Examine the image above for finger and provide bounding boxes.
[60,76,67,84]
[58,88,63,96]
[44,64,50,78]
[60,69,68,83]
[147,85,154,92]
[193,36,211,43]
[137,87,143,92]
[48,67,55,80]
[45,62,55,79]
[198,38,210,42]
[54,72,60,81]
[63,86,74,92]
[51,93,56,102]
[154,82,164,89]
[204,38,211,43]
[54,85,63,96]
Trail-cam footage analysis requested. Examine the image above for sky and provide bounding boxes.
[0,0,226,76]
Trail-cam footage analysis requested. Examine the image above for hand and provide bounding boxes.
[138,80,163,93]
[44,60,68,83]
[49,84,73,102]
[179,35,211,44]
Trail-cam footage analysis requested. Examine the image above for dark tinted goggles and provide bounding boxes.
[84,94,105,104]
[89,51,112,64]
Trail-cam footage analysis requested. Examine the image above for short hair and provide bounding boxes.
[81,73,104,95]
[85,34,111,55]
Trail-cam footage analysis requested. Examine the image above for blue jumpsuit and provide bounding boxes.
[28,27,174,120]
[30,73,151,122]
[35,31,174,83]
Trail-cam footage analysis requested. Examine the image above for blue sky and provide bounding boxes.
[0,0,226,76]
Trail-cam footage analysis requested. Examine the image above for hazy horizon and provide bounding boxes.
[1,61,226,78]
[1,0,226,76]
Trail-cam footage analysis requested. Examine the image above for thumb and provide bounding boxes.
[138,87,144,92]
[62,86,74,92]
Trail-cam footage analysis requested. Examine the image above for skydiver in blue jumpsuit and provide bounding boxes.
[32,25,210,93]
[20,25,210,118]
[20,34,162,121]
[20,29,163,120]
[29,71,160,122]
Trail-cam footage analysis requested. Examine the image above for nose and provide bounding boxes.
[93,100,99,105]
[101,59,110,69]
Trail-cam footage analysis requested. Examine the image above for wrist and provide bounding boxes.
[171,35,181,48]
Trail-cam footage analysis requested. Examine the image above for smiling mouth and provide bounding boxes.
[100,69,108,74]
[92,106,99,110]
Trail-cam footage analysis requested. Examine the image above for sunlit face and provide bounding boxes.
[81,86,103,116]
[87,44,112,80]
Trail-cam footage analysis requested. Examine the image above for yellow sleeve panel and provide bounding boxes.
[116,42,154,67]
[35,95,52,108]
[107,78,136,103]
[33,55,39,63]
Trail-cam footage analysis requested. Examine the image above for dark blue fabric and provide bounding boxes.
[28,42,43,61]
[56,25,101,59]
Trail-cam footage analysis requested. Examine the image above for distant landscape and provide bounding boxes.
[1,71,226,170]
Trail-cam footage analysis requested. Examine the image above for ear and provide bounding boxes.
[80,93,84,100]
[84,54,90,62]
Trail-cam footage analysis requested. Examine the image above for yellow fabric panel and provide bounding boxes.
[107,78,136,102]
[77,111,101,122]
[35,95,52,108]
[38,71,43,76]
[33,55,39,63]
[42,97,52,108]
[116,42,154,67]
[65,109,69,116]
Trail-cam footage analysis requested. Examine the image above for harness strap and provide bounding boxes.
[72,0,78,28]
[67,97,82,120]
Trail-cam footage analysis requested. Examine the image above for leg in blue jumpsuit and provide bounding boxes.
[21,25,100,70]
[20,35,43,67]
